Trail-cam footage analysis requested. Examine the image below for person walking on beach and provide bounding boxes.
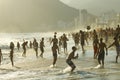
[97,38,108,68]
[0,49,3,65]
[74,33,80,48]
[108,37,120,63]
[79,30,85,53]
[50,35,60,67]
[62,33,69,54]
[22,41,28,57]
[66,46,78,73]
[9,49,14,66]
[51,44,59,67]
[33,38,38,58]
[93,35,99,59]
[40,37,45,58]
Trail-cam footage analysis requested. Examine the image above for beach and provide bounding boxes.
[0,32,119,80]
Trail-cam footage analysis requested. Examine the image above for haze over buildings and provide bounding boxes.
[60,0,120,15]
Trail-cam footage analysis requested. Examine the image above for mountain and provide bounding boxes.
[0,0,79,32]
[60,0,120,15]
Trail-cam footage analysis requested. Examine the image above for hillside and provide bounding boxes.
[0,0,79,32]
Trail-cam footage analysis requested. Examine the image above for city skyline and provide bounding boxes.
[60,0,120,15]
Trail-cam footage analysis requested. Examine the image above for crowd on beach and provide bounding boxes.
[0,25,120,73]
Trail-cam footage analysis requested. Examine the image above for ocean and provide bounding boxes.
[0,32,119,80]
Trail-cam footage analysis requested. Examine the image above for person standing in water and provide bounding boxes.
[10,42,15,51]
[93,35,99,59]
[9,49,14,66]
[79,30,85,53]
[108,37,120,63]
[66,46,78,73]
[17,42,20,50]
[0,49,3,65]
[40,37,45,58]
[50,35,60,67]
[97,38,108,68]
[62,33,69,54]
[22,41,28,57]
[33,38,38,58]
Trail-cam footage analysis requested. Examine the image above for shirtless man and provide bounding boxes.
[66,46,78,73]
[10,49,14,66]
[93,35,99,59]
[108,37,120,63]
[50,35,60,67]
[40,38,45,58]
[97,38,108,68]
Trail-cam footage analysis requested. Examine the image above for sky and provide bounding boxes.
[60,0,120,15]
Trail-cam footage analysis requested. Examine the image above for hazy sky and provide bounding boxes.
[60,0,120,15]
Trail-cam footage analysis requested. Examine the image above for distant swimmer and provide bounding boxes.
[65,46,78,73]
[97,38,108,68]
[0,49,3,65]
[9,49,14,66]
[108,37,120,63]
[40,38,45,58]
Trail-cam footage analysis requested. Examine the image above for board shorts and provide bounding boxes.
[94,46,98,54]
[53,53,57,57]
[116,46,120,55]
[98,50,105,60]
[40,47,44,52]
[66,59,74,66]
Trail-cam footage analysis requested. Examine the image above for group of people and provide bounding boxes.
[0,25,119,73]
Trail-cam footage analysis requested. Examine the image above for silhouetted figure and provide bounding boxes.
[98,38,108,68]
[66,46,78,73]
[108,37,120,63]
[93,35,99,59]
[62,33,69,54]
[50,35,59,67]
[51,35,58,46]
[33,38,38,58]
[29,41,33,48]
[51,44,59,67]
[22,41,28,57]
[74,33,80,47]
[93,29,98,40]
[10,42,14,51]
[58,37,62,52]
[40,38,45,58]
[0,49,3,65]
[9,49,14,66]
[79,30,85,53]
[17,42,20,50]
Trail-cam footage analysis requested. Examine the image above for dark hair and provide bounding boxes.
[72,46,77,51]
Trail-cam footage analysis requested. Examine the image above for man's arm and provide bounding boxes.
[108,42,114,48]
[105,44,108,55]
